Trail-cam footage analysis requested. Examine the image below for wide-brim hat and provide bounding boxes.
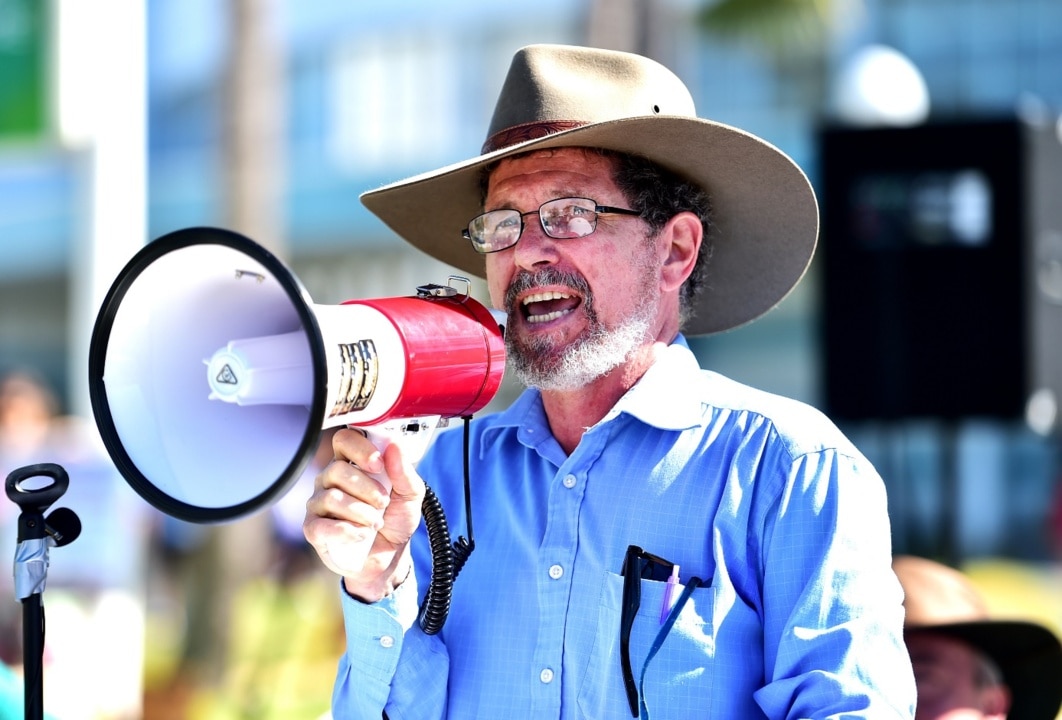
[893,555,1062,720]
[360,44,818,336]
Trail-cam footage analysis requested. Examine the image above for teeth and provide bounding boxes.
[522,291,572,305]
[527,309,569,324]
[521,290,575,324]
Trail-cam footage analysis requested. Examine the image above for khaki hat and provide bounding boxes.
[360,44,818,336]
[893,555,1062,720]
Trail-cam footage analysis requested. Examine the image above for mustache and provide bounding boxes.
[504,267,593,313]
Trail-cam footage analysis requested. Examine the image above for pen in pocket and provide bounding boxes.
[660,564,680,624]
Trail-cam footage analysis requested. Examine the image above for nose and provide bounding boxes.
[511,216,560,270]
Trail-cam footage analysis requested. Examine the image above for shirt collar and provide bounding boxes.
[481,334,705,449]
[609,335,705,431]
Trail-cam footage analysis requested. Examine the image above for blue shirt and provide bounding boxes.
[332,339,916,719]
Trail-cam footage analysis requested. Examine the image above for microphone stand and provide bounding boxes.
[5,463,80,720]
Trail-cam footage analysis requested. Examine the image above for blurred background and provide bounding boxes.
[1,0,1061,717]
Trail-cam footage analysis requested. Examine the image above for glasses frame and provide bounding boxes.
[620,545,676,717]
[462,197,642,254]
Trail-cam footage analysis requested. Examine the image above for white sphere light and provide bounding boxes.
[834,44,931,127]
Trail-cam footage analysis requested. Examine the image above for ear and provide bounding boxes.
[659,211,702,293]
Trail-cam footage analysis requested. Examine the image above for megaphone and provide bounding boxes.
[88,227,506,524]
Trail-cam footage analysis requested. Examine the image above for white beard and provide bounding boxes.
[519,297,655,390]
[507,257,661,391]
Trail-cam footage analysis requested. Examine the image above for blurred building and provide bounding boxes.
[2,0,1062,571]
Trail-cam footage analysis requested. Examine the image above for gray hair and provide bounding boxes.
[606,149,712,328]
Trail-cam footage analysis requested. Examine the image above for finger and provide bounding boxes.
[379,442,424,502]
[372,445,426,549]
[303,514,377,577]
[332,426,385,474]
[303,512,376,550]
[316,451,392,502]
[303,478,385,564]
[309,479,386,526]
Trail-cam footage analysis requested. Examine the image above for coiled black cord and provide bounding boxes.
[416,416,475,635]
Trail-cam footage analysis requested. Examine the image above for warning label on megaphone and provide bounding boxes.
[215,364,238,386]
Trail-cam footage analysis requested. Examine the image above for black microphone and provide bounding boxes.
[44,507,82,547]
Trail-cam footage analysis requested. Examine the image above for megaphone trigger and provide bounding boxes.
[355,414,446,489]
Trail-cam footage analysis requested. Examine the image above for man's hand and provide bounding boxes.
[303,427,426,602]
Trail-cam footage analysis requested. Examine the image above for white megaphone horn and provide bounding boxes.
[88,227,506,524]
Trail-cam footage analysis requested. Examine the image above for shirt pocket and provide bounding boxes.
[576,570,716,719]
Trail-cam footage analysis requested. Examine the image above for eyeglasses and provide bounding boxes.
[462,197,642,254]
[620,545,702,718]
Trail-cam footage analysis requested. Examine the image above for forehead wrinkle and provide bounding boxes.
[487,181,591,213]
[486,148,620,210]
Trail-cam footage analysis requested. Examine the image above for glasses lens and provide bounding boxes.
[540,198,597,239]
[468,209,522,253]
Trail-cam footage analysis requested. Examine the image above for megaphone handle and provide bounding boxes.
[353,415,443,493]
[331,416,462,629]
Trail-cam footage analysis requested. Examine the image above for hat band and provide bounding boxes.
[481,120,587,154]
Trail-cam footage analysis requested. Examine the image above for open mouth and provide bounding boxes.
[521,290,582,324]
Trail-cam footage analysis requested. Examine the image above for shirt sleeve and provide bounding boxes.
[331,575,451,720]
[752,448,916,719]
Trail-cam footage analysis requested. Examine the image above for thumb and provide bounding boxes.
[380,442,423,499]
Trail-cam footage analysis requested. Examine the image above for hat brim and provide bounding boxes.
[360,115,818,336]
[907,621,1062,720]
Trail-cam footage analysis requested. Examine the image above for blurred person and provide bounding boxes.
[0,369,152,720]
[893,554,1062,720]
[303,44,915,718]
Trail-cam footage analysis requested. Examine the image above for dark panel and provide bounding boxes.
[819,118,1028,421]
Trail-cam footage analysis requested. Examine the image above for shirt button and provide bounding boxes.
[540,668,554,684]
[548,564,564,580]
[562,474,576,488]
[379,635,395,649]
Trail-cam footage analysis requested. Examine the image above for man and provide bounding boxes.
[304,44,915,718]
[893,555,1062,720]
